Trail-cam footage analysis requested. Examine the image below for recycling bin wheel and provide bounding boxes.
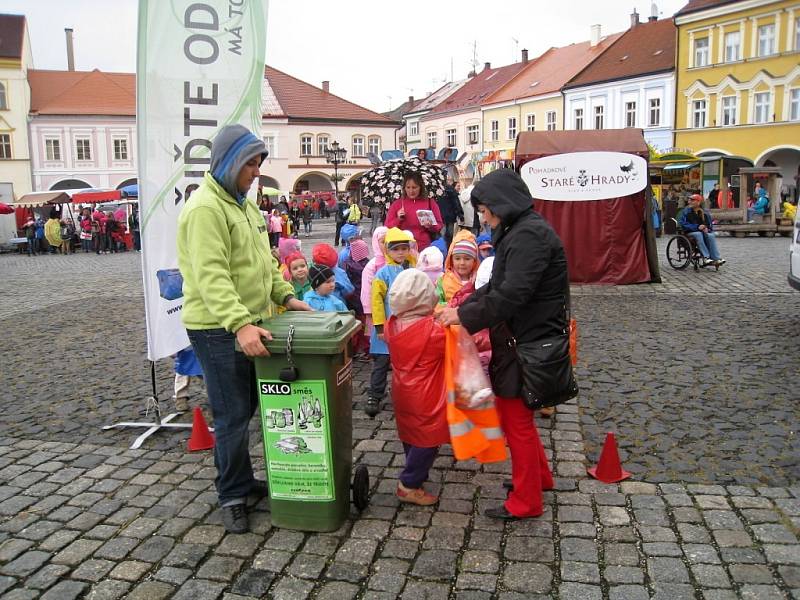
[352,464,370,511]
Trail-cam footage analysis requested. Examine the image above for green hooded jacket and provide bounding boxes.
[177,172,294,332]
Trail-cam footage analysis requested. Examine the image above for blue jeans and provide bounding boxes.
[303,221,312,234]
[26,237,35,255]
[187,328,258,506]
[688,231,721,260]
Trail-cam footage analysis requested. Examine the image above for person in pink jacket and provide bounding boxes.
[360,226,388,335]
[384,172,443,251]
[268,209,283,248]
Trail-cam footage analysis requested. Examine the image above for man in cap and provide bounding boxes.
[177,124,311,533]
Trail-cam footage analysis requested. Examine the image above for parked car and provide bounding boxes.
[789,210,800,290]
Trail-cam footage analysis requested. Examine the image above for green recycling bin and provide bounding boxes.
[253,311,368,532]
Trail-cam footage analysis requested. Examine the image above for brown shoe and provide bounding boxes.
[174,396,189,412]
[396,483,438,506]
[539,406,555,418]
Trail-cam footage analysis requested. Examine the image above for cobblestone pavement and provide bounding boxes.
[0,226,798,599]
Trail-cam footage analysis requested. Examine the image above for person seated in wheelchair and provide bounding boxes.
[678,194,726,267]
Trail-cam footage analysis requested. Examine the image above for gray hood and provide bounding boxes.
[210,124,267,203]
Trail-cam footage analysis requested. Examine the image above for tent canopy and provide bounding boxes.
[11,191,70,208]
[72,189,122,204]
[515,129,658,286]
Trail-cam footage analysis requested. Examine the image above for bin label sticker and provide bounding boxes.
[336,359,353,387]
[258,379,334,501]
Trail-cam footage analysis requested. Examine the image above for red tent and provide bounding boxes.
[71,189,122,204]
[515,129,660,285]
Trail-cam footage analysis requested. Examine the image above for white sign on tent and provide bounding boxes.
[520,151,648,202]
[137,0,269,361]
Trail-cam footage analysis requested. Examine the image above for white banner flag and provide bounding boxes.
[137,0,269,361]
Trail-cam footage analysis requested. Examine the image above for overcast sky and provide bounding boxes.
[7,0,686,114]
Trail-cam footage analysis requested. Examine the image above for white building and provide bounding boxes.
[25,65,398,199]
[562,15,677,152]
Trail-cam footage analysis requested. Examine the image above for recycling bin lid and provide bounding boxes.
[260,311,361,355]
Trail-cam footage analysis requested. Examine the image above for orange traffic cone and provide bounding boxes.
[587,432,631,483]
[188,407,215,451]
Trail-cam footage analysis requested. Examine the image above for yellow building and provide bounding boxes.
[481,29,622,155]
[674,0,800,194]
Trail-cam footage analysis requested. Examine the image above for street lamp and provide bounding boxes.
[325,140,347,198]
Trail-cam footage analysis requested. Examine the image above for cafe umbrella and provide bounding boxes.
[359,156,447,205]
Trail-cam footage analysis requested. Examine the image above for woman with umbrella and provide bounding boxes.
[384,172,443,251]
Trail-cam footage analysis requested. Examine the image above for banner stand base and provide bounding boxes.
[102,411,195,450]
[101,361,200,450]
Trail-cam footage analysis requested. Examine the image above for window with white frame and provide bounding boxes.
[45,138,61,161]
[724,31,741,62]
[591,106,603,130]
[721,96,737,126]
[76,137,91,161]
[427,131,437,148]
[0,83,6,110]
[490,120,499,141]
[507,117,517,139]
[263,135,275,158]
[526,114,535,131]
[694,37,709,67]
[352,135,365,156]
[573,108,583,131]
[692,100,707,128]
[446,128,457,146]
[753,91,770,123]
[648,98,661,127]
[300,135,312,156]
[546,111,556,131]
[625,101,637,127]
[0,133,10,159]
[758,23,775,57]
[409,121,419,136]
[113,138,128,161]
[467,124,480,144]
[790,88,800,121]
[368,136,380,155]
[317,135,329,156]
[796,17,800,51]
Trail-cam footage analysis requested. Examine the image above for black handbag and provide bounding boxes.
[507,298,578,410]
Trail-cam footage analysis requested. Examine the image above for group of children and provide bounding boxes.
[285,223,490,506]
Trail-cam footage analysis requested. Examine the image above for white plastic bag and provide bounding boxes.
[454,326,495,409]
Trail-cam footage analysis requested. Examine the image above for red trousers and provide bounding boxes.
[496,396,554,517]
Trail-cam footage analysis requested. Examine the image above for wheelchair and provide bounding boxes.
[665,219,720,271]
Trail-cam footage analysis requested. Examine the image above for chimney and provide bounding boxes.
[483,61,491,71]
[467,70,476,78]
[521,48,529,63]
[65,28,75,71]
[590,24,602,47]
[648,14,658,21]
[408,95,414,106]
[322,80,329,93]
[630,8,640,28]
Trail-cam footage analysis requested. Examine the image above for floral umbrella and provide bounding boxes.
[359,156,447,205]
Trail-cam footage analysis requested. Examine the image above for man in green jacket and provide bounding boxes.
[177,124,310,534]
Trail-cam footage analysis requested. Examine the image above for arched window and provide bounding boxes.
[0,83,7,110]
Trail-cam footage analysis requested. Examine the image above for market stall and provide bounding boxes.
[516,129,660,285]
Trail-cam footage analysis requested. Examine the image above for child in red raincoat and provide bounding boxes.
[384,268,449,506]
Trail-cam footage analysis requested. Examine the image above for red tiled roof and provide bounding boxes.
[264,65,396,125]
[29,69,136,116]
[423,61,531,118]
[675,0,742,17]
[0,14,25,60]
[565,19,675,89]
[486,34,623,104]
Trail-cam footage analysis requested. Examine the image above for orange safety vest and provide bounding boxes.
[444,326,507,463]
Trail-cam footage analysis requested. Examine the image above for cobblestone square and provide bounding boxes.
[0,224,798,598]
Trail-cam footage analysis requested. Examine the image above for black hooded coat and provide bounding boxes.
[458,169,569,398]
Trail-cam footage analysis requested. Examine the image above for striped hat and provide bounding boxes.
[451,239,478,260]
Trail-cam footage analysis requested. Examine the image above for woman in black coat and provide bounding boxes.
[438,168,569,520]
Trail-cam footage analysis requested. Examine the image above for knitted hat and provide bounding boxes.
[349,239,369,262]
[451,239,478,260]
[312,243,338,268]
[309,263,335,290]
